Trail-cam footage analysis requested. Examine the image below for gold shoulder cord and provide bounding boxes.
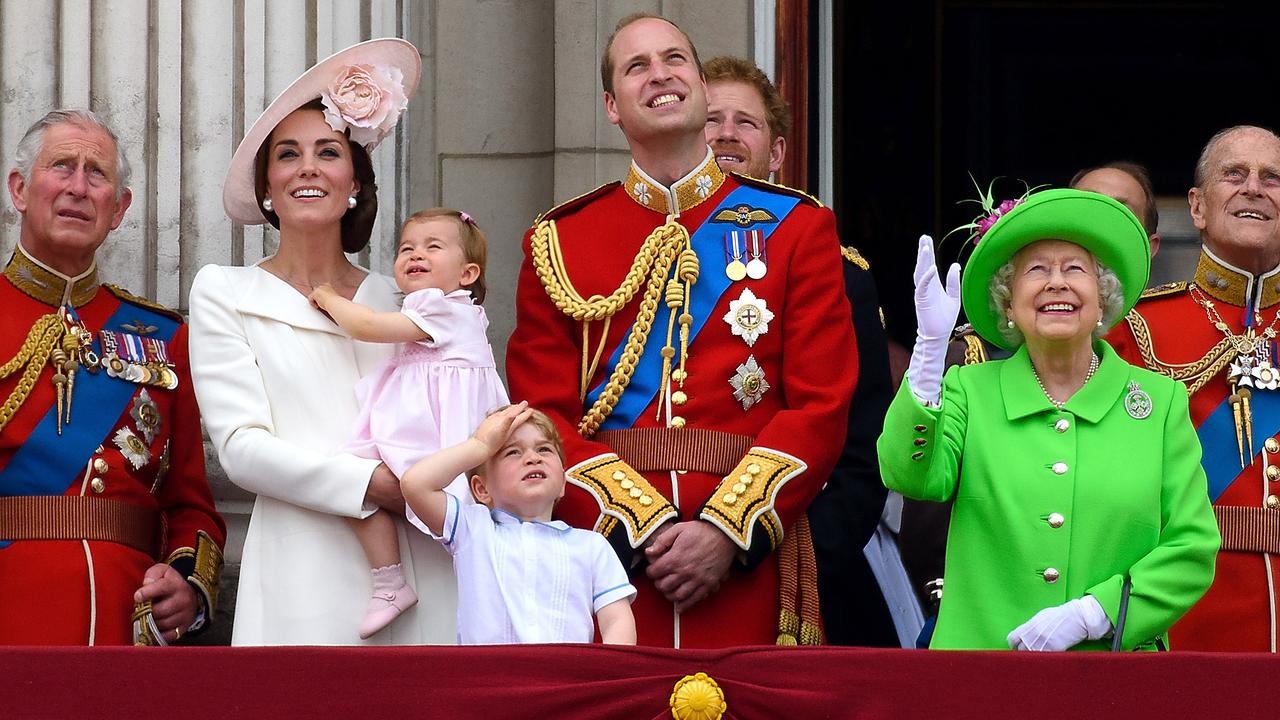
[531,218,691,437]
[960,334,988,366]
[1123,309,1235,396]
[0,314,65,433]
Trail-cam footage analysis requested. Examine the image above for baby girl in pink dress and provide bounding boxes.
[310,208,508,638]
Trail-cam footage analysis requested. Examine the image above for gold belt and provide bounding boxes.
[595,428,754,476]
[1215,505,1280,555]
[0,496,160,558]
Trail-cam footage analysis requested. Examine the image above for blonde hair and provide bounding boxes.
[401,208,488,303]
[468,405,565,483]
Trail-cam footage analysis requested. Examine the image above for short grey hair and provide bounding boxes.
[988,255,1125,347]
[1193,124,1280,191]
[12,109,131,199]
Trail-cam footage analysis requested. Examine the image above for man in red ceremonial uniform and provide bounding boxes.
[1107,125,1280,651]
[0,109,225,645]
[506,14,856,648]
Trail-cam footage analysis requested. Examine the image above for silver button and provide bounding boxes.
[1047,513,1065,528]
[1054,419,1070,433]
[1043,567,1060,583]
[1052,462,1068,475]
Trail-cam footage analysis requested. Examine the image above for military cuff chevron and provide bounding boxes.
[566,454,677,548]
[166,530,224,633]
[700,447,805,551]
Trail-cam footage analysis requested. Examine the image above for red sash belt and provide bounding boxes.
[595,428,754,476]
[0,496,159,558]
[1215,505,1280,555]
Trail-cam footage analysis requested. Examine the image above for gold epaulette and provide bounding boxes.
[565,454,677,548]
[534,182,620,224]
[700,447,806,552]
[840,246,870,271]
[1138,281,1188,301]
[103,284,184,322]
[728,172,823,208]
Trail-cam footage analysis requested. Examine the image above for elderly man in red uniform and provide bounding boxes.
[0,109,225,645]
[1107,125,1280,651]
[506,14,856,648]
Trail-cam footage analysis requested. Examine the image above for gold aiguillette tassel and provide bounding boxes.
[50,348,67,436]
[1240,387,1254,465]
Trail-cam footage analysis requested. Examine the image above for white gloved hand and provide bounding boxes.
[905,235,961,405]
[1007,595,1112,652]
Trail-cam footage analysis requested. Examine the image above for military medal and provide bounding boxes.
[746,230,768,280]
[724,232,747,281]
[730,355,770,410]
[100,329,178,390]
[113,426,151,470]
[723,288,774,347]
[130,389,162,445]
[1124,381,1152,420]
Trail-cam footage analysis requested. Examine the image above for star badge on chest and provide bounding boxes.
[723,288,774,347]
[113,426,152,470]
[130,389,162,445]
[730,355,770,410]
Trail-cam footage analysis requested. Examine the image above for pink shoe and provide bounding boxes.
[359,564,418,639]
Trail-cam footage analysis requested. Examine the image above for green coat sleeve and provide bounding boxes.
[877,368,967,503]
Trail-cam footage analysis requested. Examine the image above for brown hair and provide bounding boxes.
[704,55,791,142]
[1069,161,1159,236]
[253,98,379,253]
[401,208,488,304]
[600,13,703,96]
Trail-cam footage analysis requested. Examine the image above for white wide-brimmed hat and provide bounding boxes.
[222,37,422,225]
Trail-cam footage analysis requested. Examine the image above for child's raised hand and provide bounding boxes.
[307,283,338,310]
[472,401,533,453]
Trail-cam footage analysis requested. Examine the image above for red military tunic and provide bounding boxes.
[1107,248,1280,651]
[507,151,857,647]
[0,245,225,645]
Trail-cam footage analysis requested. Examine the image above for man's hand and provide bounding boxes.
[365,463,406,514]
[644,520,736,613]
[133,564,197,643]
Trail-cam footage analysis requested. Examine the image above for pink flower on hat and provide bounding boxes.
[321,63,408,149]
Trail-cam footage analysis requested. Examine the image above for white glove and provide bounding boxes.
[1007,595,1112,652]
[906,235,961,405]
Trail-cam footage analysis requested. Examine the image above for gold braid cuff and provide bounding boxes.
[530,219,689,437]
[700,447,806,552]
[1123,308,1235,395]
[566,454,677,548]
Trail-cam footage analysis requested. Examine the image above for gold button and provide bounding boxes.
[1043,567,1060,583]
[911,451,924,460]
[723,493,738,505]
[747,463,761,475]
[1047,513,1065,528]
[1052,462,1068,475]
[1054,419,1070,433]
[670,416,686,429]
[1268,495,1280,509]
[639,495,653,506]
[1268,466,1280,482]
[620,478,635,490]
[611,471,626,481]
[90,478,105,494]
[92,458,108,474]
[629,487,642,499]
[739,473,753,485]
[732,482,747,494]
[1267,438,1280,454]
[672,391,687,406]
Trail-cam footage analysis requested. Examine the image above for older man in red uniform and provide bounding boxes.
[0,109,224,645]
[506,14,855,648]
[1107,125,1280,651]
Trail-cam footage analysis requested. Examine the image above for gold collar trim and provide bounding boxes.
[623,148,726,217]
[1193,247,1280,309]
[3,243,99,308]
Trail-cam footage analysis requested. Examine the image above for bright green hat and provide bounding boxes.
[959,188,1150,351]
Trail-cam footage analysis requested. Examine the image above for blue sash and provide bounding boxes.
[1199,389,1280,502]
[585,185,801,431]
[1,302,178,546]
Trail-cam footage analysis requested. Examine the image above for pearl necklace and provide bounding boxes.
[1032,352,1099,409]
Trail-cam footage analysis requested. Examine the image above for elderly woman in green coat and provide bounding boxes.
[879,189,1219,651]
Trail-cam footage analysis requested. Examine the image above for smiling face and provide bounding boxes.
[1190,127,1280,274]
[263,108,360,231]
[7,121,132,275]
[393,217,480,295]
[705,79,784,180]
[603,17,707,146]
[1007,240,1102,351]
[471,422,566,522]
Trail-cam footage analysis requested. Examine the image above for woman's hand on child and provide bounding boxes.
[472,401,533,453]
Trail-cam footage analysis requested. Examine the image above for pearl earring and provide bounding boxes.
[348,195,358,210]
[1006,319,1015,329]
[1096,318,1103,328]
[262,197,273,212]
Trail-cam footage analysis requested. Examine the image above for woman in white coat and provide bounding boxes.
[189,39,456,645]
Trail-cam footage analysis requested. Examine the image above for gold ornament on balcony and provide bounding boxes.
[669,672,727,720]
